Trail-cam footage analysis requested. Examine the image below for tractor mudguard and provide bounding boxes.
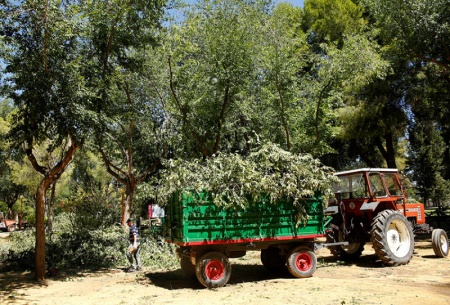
[360,201,380,212]
[325,206,339,214]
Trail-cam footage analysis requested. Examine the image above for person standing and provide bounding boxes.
[126,218,142,272]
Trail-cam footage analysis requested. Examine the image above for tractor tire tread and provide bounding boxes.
[370,210,414,266]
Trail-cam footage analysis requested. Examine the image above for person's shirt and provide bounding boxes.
[128,224,140,243]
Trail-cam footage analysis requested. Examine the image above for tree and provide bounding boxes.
[303,34,391,159]
[0,100,14,175]
[363,0,450,74]
[1,0,90,281]
[336,64,408,169]
[81,0,167,223]
[167,0,270,157]
[95,71,170,223]
[0,100,26,217]
[363,0,450,202]
[257,3,308,151]
[301,0,408,168]
[408,120,450,205]
[303,0,366,46]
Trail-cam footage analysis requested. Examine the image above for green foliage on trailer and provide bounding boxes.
[147,143,337,225]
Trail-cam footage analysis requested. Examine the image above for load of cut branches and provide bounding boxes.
[151,143,337,216]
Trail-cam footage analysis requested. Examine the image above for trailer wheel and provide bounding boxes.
[260,248,286,272]
[327,224,364,261]
[195,252,231,288]
[432,229,449,258]
[180,256,196,277]
[286,246,317,278]
[7,224,15,232]
[371,210,414,266]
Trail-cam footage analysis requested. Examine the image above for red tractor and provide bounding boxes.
[326,168,449,266]
[0,211,18,232]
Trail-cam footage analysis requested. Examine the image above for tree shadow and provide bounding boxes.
[0,271,47,303]
[0,267,124,295]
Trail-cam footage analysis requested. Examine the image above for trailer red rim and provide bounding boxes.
[295,252,312,271]
[205,259,225,280]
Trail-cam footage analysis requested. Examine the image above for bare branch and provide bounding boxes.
[99,148,128,185]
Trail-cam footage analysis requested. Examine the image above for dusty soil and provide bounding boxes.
[1,238,449,305]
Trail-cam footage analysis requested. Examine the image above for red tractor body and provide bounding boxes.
[331,168,426,225]
[0,212,18,232]
[326,168,448,265]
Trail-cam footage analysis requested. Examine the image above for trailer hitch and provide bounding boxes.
[314,241,349,251]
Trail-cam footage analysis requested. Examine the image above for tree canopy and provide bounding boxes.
[1,0,450,281]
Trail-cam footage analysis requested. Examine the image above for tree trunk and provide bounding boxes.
[123,187,135,223]
[374,133,397,168]
[27,135,80,282]
[47,183,57,235]
[384,133,397,169]
[35,179,52,281]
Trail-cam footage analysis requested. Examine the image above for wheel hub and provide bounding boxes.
[386,219,411,257]
[296,253,312,271]
[205,260,225,280]
[440,235,449,253]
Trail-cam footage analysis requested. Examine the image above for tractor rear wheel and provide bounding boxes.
[431,229,449,258]
[195,252,231,288]
[371,210,414,266]
[327,223,364,261]
[286,246,317,278]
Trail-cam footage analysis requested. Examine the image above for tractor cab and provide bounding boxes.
[331,168,425,227]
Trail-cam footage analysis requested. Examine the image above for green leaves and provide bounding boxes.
[167,0,270,157]
[303,0,366,44]
[363,0,450,71]
[151,142,337,211]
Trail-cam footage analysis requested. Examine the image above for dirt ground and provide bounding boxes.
[1,239,449,305]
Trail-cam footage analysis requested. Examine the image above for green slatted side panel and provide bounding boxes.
[165,190,325,244]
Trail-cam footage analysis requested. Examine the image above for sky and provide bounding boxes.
[279,0,304,7]
[183,0,305,8]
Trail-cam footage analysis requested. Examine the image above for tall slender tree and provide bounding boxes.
[1,0,86,281]
[81,0,167,222]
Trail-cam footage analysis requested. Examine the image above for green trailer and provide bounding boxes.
[164,190,340,288]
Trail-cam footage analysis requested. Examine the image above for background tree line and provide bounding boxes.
[0,0,449,281]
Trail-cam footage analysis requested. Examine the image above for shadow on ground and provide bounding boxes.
[145,263,296,290]
[146,253,390,290]
[0,267,122,304]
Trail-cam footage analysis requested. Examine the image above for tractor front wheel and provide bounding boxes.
[195,252,231,288]
[7,224,15,232]
[286,246,317,278]
[432,229,449,258]
[371,210,414,266]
